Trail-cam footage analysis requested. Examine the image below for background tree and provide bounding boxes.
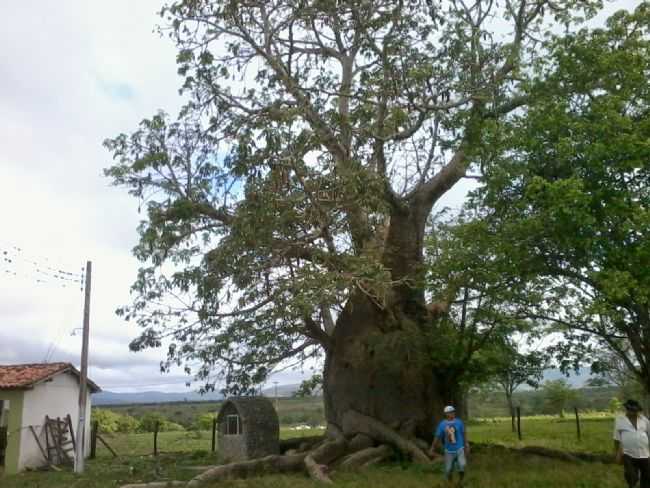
[295,374,323,398]
[541,379,579,418]
[476,3,650,394]
[590,346,646,405]
[492,343,546,430]
[105,0,603,470]
[423,212,545,415]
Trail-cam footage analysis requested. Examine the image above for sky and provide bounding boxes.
[0,0,642,394]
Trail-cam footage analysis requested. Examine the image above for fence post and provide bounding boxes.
[516,407,522,441]
[211,417,217,453]
[90,421,98,459]
[154,421,159,457]
[574,407,581,441]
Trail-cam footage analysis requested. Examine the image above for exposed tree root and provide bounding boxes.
[305,454,332,483]
[186,453,307,487]
[304,436,348,483]
[338,444,394,470]
[279,435,324,454]
[348,433,374,452]
[311,437,348,464]
[118,415,431,488]
[342,410,430,463]
[120,483,186,488]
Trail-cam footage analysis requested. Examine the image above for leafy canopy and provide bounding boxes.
[476,3,650,388]
[105,0,602,393]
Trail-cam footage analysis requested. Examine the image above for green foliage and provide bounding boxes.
[138,412,185,433]
[490,343,548,411]
[294,374,323,398]
[608,397,623,413]
[115,413,140,433]
[92,409,121,433]
[195,413,216,431]
[423,213,548,391]
[92,409,140,434]
[104,0,603,395]
[541,380,580,417]
[472,3,650,392]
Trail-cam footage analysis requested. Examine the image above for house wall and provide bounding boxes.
[18,373,92,471]
[218,431,247,462]
[0,391,24,475]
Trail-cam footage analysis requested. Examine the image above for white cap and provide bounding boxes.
[443,405,455,413]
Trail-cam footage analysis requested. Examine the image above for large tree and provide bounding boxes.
[476,3,650,394]
[105,0,602,470]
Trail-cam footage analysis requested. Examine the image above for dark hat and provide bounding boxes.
[624,399,643,411]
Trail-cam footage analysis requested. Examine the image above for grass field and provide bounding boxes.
[1,444,624,488]
[106,397,325,430]
[1,413,623,487]
[469,415,614,454]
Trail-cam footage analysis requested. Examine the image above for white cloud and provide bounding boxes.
[0,0,184,392]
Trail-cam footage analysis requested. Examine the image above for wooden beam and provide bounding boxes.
[29,426,61,472]
[96,433,118,458]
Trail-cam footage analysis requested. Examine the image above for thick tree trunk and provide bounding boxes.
[324,209,461,441]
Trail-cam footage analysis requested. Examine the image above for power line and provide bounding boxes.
[0,243,84,290]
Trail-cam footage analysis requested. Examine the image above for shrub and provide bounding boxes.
[195,413,217,430]
[92,409,120,433]
[92,409,141,434]
[138,412,186,432]
[116,414,140,433]
[609,397,623,413]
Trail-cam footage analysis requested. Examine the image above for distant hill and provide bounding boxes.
[93,390,224,405]
[92,369,592,406]
[537,367,592,388]
[93,384,301,406]
[261,383,301,397]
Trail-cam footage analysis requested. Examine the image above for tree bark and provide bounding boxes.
[324,207,464,440]
[341,410,430,463]
[186,454,307,487]
[338,445,394,470]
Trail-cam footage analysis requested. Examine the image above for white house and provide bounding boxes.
[0,362,100,474]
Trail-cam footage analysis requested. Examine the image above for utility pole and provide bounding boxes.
[74,261,91,473]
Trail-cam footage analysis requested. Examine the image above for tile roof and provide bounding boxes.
[0,362,101,392]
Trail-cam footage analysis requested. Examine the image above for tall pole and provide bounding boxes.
[74,261,91,473]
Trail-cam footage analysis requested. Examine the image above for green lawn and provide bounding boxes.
[469,415,614,454]
[1,418,623,488]
[90,427,325,459]
[1,445,624,488]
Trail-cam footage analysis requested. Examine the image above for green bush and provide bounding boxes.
[116,414,141,433]
[92,409,141,433]
[92,409,121,433]
[608,397,623,413]
[195,413,217,430]
[138,412,185,432]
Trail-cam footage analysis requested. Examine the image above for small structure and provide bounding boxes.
[0,362,101,474]
[216,396,279,462]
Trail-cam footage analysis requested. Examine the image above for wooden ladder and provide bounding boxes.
[44,415,76,466]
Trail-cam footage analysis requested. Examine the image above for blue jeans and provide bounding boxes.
[444,449,466,479]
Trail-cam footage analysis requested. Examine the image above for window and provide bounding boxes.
[226,414,241,435]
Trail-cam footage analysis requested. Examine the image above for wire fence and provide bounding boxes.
[468,409,614,455]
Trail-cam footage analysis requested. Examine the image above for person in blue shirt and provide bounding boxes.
[431,405,469,487]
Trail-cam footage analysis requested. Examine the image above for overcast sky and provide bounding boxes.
[0,0,640,394]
